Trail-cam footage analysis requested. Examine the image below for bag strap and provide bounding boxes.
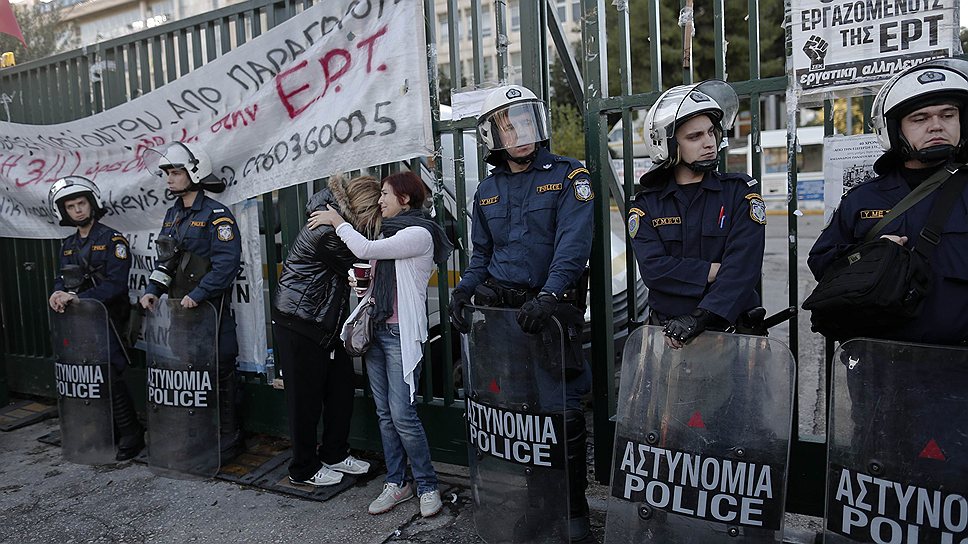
[912,171,968,261]
[865,162,962,242]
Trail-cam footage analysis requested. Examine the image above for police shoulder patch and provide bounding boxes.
[217,223,235,242]
[748,195,767,225]
[574,178,594,202]
[114,243,128,260]
[627,213,641,238]
[212,217,235,226]
[567,167,590,179]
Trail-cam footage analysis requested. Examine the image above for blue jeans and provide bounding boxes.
[366,323,438,495]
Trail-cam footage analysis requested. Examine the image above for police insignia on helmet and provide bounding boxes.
[506,88,522,99]
[918,71,945,84]
[574,179,594,202]
[217,224,234,241]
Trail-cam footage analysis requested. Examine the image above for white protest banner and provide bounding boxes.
[128,200,267,371]
[822,134,883,223]
[790,0,960,97]
[0,0,432,239]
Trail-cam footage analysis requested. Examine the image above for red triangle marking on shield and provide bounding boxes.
[919,439,946,461]
[687,411,705,428]
[488,379,500,394]
[62,338,69,347]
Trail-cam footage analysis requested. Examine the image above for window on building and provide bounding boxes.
[438,13,448,42]
[483,56,494,80]
[510,0,520,31]
[481,5,492,37]
[572,0,581,21]
[556,0,567,20]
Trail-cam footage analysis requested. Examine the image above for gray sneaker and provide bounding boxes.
[419,490,442,517]
[328,455,371,475]
[368,482,414,515]
[288,465,343,487]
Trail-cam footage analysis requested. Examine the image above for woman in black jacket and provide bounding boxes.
[271,174,382,487]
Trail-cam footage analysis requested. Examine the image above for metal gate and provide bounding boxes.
[0,0,878,512]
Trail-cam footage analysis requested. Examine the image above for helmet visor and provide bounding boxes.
[650,80,739,137]
[144,145,192,178]
[478,101,550,151]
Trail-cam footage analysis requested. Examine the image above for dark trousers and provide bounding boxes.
[273,324,355,480]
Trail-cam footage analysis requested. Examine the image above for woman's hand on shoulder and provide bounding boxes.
[308,207,346,230]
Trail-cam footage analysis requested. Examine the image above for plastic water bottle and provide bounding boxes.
[265,348,275,384]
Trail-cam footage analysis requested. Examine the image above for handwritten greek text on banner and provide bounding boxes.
[0,0,432,239]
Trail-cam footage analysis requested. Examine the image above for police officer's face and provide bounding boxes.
[496,111,537,158]
[379,182,410,218]
[166,168,191,192]
[63,196,91,224]
[674,115,718,165]
[900,103,961,152]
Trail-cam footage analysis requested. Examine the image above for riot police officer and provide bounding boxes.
[139,142,243,459]
[808,58,968,346]
[448,85,595,542]
[48,176,144,461]
[628,79,766,347]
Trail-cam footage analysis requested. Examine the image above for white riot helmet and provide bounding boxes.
[644,79,738,171]
[149,142,225,194]
[871,58,968,162]
[477,85,551,166]
[48,176,106,227]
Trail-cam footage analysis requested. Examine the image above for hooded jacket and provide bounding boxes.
[271,181,360,346]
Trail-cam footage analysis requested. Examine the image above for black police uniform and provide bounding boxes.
[628,170,767,325]
[145,193,243,449]
[456,145,594,526]
[808,163,968,345]
[54,221,143,455]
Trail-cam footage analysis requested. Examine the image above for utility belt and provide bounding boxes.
[479,276,585,310]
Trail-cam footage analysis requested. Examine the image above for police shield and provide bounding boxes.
[605,326,795,543]
[463,306,571,543]
[50,299,115,465]
[825,339,968,543]
[145,298,220,477]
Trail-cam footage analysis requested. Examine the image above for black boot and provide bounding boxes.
[217,361,242,463]
[565,409,592,543]
[111,373,144,462]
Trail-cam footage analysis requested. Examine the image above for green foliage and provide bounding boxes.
[0,5,77,65]
[550,100,586,160]
[603,0,787,95]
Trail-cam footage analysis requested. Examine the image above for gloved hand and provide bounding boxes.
[663,308,714,344]
[517,292,558,334]
[449,288,472,334]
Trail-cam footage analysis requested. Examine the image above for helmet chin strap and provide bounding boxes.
[907,143,958,163]
[507,147,538,165]
[685,159,719,172]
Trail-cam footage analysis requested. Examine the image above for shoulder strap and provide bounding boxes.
[865,163,962,242]
[913,172,968,261]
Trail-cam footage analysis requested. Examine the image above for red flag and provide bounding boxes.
[0,0,26,48]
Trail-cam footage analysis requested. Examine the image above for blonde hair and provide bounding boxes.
[345,176,382,239]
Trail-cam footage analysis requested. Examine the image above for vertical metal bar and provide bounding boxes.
[520,0,544,93]
[206,21,218,62]
[495,0,509,83]
[580,0,615,485]
[648,0,662,91]
[78,55,93,117]
[138,40,151,96]
[712,0,726,80]
[680,0,693,84]
[615,0,638,326]
[151,36,166,90]
[126,44,139,101]
[165,33,178,84]
[192,26,204,69]
[447,0,463,91]
[178,29,191,76]
[469,0,484,84]
[220,16,233,54]
[785,90,799,363]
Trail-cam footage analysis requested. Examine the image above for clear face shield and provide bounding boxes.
[478,101,550,151]
[144,144,194,179]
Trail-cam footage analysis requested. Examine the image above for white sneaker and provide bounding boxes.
[368,482,414,514]
[328,455,371,475]
[289,465,343,487]
[420,490,443,517]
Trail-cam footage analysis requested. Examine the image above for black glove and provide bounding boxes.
[449,288,472,334]
[664,308,714,344]
[517,292,558,334]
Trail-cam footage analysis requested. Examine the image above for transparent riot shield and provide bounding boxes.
[50,299,115,465]
[463,306,570,543]
[605,326,795,543]
[825,339,968,543]
[145,298,220,477]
